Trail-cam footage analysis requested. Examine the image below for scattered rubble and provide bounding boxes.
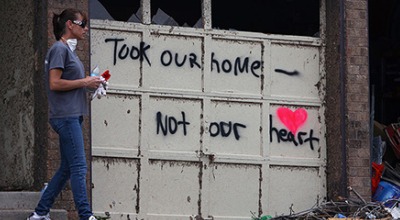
[253,187,395,220]
[254,199,393,219]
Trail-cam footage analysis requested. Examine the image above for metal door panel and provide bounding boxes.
[145,35,203,92]
[207,163,261,219]
[91,94,140,157]
[270,44,320,100]
[267,165,323,216]
[206,101,262,157]
[269,104,322,159]
[146,160,201,217]
[148,97,202,153]
[209,39,263,95]
[91,29,142,89]
[92,158,139,219]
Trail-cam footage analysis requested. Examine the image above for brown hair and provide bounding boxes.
[52,8,87,40]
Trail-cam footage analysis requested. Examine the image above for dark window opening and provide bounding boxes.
[212,0,320,37]
[369,0,400,166]
[151,0,202,27]
[90,0,142,22]
[369,0,400,125]
[90,0,319,36]
[90,0,202,28]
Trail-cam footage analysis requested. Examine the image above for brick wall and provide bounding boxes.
[325,0,370,201]
[344,0,371,200]
[46,1,90,219]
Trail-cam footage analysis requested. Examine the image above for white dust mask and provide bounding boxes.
[66,38,77,52]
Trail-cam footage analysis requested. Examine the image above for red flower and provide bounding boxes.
[101,70,111,81]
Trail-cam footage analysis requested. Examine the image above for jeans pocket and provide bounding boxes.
[49,118,63,133]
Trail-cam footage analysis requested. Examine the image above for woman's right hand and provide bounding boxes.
[85,76,103,89]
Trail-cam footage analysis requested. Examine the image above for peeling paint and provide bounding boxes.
[258,168,263,216]
[136,160,141,214]
[198,160,203,217]
[270,165,319,173]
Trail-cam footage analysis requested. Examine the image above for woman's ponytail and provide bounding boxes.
[52,13,62,40]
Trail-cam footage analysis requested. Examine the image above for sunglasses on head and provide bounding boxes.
[72,20,87,28]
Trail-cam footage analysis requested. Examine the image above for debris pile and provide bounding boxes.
[265,200,392,219]
[253,187,396,220]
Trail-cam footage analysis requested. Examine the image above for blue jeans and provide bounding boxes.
[36,116,93,220]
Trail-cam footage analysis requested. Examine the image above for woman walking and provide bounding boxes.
[27,8,102,220]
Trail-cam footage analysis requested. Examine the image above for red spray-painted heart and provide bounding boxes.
[276,107,308,134]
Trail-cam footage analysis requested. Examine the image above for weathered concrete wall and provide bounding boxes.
[325,0,346,200]
[0,0,39,190]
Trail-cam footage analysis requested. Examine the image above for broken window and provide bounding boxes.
[212,0,320,36]
[151,0,202,27]
[90,0,142,22]
[89,0,202,27]
[90,0,320,36]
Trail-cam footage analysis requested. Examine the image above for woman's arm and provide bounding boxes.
[49,68,102,91]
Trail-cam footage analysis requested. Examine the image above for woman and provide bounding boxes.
[27,8,102,220]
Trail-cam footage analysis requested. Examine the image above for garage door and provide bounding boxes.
[90,20,326,220]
